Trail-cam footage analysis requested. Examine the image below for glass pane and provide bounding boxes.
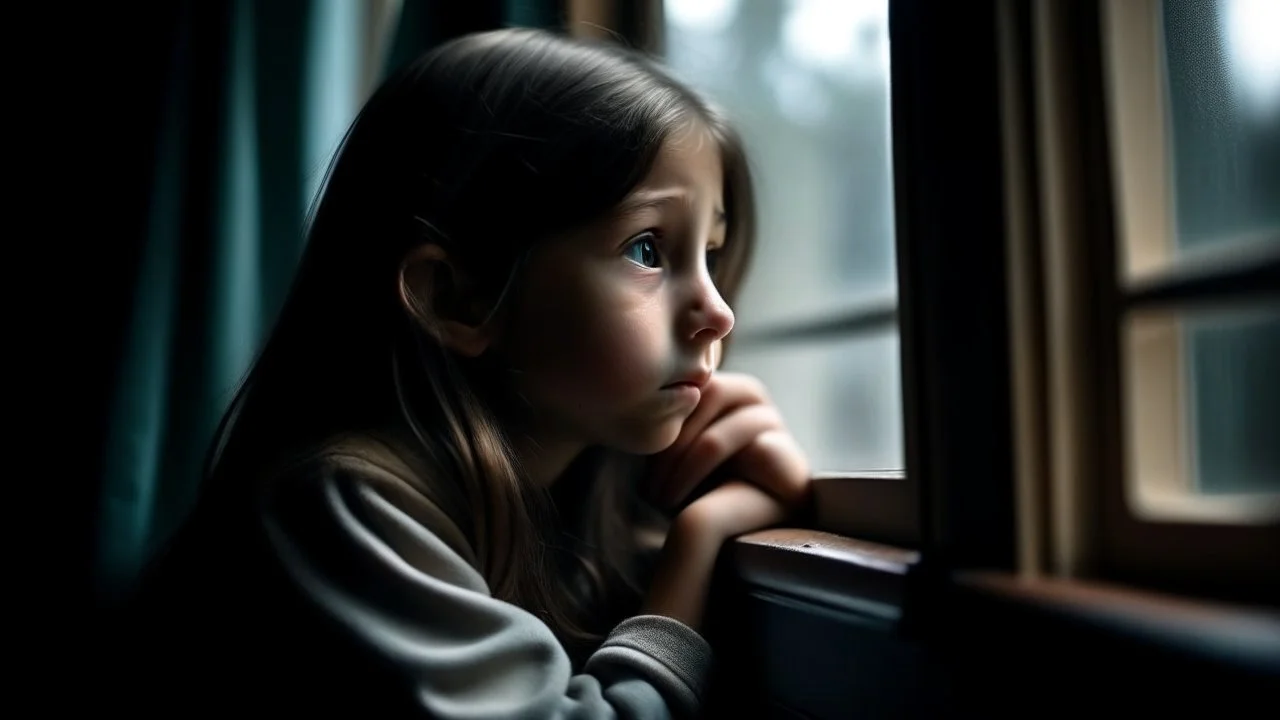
[723,331,903,472]
[1187,309,1280,494]
[1162,0,1280,255]
[664,0,897,331]
[1122,304,1280,522]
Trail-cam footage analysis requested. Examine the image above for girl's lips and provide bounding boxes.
[663,382,702,404]
[663,368,712,390]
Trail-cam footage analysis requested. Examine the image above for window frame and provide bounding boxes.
[1098,0,1280,601]
[1101,0,1280,524]
[1010,0,1280,604]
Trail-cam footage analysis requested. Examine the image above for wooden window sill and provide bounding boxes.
[730,528,920,622]
[726,529,1278,674]
[717,530,1277,714]
[953,571,1280,674]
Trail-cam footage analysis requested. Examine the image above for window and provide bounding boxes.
[982,0,1280,601]
[1102,0,1280,526]
[995,0,1278,600]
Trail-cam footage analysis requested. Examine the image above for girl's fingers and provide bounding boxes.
[730,430,812,509]
[657,403,782,511]
[650,373,770,485]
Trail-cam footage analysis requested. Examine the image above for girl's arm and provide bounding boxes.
[264,456,710,719]
[643,480,789,631]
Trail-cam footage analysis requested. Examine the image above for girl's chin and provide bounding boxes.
[605,418,686,457]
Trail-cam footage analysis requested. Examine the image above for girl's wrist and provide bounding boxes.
[641,515,724,630]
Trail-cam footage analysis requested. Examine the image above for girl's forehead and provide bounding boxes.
[632,124,725,204]
[657,121,720,165]
[544,123,726,247]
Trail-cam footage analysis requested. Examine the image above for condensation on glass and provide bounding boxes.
[664,0,901,472]
[1162,0,1279,259]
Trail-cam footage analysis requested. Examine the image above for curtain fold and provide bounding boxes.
[90,0,409,602]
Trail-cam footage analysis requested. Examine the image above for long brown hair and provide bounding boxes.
[199,28,757,657]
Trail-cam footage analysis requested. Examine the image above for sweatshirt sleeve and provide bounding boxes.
[261,455,711,720]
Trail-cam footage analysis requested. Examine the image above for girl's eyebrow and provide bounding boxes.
[614,188,727,227]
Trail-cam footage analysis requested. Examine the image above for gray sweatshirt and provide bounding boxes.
[243,449,712,719]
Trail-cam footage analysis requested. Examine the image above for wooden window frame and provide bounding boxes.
[1098,0,1280,603]
[1102,0,1280,526]
[1006,0,1280,605]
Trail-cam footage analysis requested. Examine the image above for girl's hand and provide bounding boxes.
[646,371,812,517]
[639,372,811,632]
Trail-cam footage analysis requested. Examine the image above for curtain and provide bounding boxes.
[92,0,561,605]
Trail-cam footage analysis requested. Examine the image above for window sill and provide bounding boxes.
[729,527,919,623]
[952,571,1280,675]
[718,529,1277,714]
[709,530,936,719]
[726,529,1279,675]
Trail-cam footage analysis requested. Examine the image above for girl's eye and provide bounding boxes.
[624,232,661,268]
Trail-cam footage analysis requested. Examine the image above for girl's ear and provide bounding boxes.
[398,243,498,358]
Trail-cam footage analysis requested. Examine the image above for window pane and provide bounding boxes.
[1122,305,1280,522]
[1187,309,1280,494]
[1162,0,1279,257]
[723,331,903,472]
[664,0,897,331]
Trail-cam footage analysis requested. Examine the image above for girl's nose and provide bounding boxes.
[685,279,735,344]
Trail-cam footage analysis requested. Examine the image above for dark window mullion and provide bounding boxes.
[1123,250,1280,308]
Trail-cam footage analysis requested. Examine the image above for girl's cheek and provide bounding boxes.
[609,322,664,393]
[562,308,663,396]
[512,259,668,397]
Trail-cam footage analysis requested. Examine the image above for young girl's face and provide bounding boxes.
[498,123,735,458]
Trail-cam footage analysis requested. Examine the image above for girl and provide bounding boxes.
[125,27,810,718]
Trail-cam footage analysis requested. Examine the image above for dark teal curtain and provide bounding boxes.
[93,0,562,604]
